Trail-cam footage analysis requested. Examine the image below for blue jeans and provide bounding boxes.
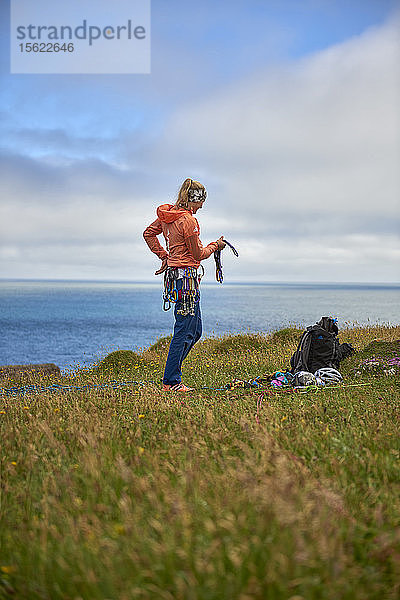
[163,296,202,386]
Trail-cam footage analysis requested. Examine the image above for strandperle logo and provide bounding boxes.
[10,0,150,74]
[15,19,146,46]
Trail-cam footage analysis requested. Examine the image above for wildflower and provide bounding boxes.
[138,414,145,419]
[23,406,29,410]
[11,461,17,466]
[1,566,16,574]
[113,524,126,535]
[0,410,6,414]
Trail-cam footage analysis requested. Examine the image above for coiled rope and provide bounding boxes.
[214,239,239,283]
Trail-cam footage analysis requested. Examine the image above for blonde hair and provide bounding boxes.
[175,178,205,209]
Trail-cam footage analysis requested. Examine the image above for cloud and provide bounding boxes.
[158,16,400,213]
[0,150,156,205]
[0,15,399,282]
[1,126,118,161]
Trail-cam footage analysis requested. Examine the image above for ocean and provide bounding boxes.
[0,280,399,372]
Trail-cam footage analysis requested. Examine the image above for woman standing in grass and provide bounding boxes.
[143,178,225,392]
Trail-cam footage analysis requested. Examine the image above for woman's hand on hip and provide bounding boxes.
[155,257,168,275]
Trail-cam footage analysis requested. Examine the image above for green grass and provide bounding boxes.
[0,325,399,599]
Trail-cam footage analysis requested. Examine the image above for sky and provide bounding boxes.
[0,0,399,283]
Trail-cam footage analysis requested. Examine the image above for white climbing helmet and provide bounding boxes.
[314,367,343,385]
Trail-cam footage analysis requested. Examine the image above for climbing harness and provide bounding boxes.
[163,266,204,316]
[214,239,239,283]
[162,239,238,310]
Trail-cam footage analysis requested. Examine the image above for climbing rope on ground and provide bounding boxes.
[202,382,372,393]
[0,380,143,398]
[0,377,372,399]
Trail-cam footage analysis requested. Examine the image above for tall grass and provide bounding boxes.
[1,325,399,599]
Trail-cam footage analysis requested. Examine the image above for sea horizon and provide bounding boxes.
[1,278,399,287]
[1,279,399,371]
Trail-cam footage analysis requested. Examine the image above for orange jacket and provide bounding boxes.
[143,204,219,268]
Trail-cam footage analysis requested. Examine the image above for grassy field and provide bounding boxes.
[1,325,399,600]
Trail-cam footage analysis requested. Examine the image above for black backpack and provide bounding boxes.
[290,317,341,374]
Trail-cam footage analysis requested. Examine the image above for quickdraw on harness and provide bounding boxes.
[214,239,239,283]
[163,266,204,316]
